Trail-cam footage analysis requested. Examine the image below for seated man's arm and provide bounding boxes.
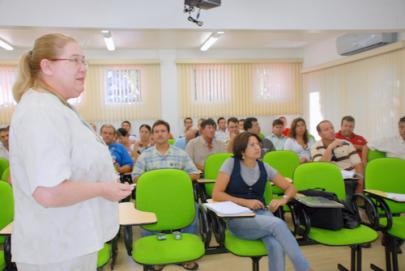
[354,162,364,193]
[319,139,344,162]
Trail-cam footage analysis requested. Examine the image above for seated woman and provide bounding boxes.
[284,118,315,163]
[136,124,153,153]
[213,132,312,271]
[117,128,139,161]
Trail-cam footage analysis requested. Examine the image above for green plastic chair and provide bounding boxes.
[202,153,233,199]
[1,168,10,183]
[263,150,300,195]
[0,251,5,271]
[132,169,205,268]
[168,139,176,145]
[365,158,405,271]
[0,182,13,270]
[0,158,9,179]
[292,162,378,271]
[367,149,386,162]
[97,243,112,269]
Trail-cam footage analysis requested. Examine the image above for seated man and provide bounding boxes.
[267,118,287,150]
[365,116,405,160]
[335,116,367,162]
[133,120,200,271]
[121,120,137,143]
[244,117,275,157]
[311,120,364,194]
[0,126,9,160]
[101,124,134,174]
[215,117,228,142]
[175,127,198,150]
[187,118,226,171]
[225,117,240,152]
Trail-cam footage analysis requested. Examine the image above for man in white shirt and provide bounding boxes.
[267,118,287,150]
[215,117,228,142]
[0,126,9,160]
[365,116,405,160]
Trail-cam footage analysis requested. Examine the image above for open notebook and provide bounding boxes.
[204,201,254,217]
[295,194,344,208]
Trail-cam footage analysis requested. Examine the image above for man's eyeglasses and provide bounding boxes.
[49,57,88,67]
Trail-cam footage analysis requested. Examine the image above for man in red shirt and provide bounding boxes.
[335,116,368,162]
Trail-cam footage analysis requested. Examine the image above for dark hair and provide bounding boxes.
[200,118,216,129]
[272,119,284,127]
[0,126,9,133]
[184,117,192,124]
[227,117,238,125]
[341,115,355,126]
[316,120,332,133]
[289,117,309,144]
[100,124,116,134]
[217,117,225,124]
[117,128,129,137]
[399,116,405,124]
[233,132,262,160]
[139,124,152,132]
[121,120,131,127]
[152,120,170,133]
[244,117,257,131]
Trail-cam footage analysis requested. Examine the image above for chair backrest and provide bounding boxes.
[293,162,346,200]
[263,181,273,206]
[0,182,14,244]
[367,149,386,162]
[263,150,300,179]
[136,169,195,232]
[1,167,10,182]
[0,158,9,177]
[365,158,405,213]
[204,153,233,197]
[168,139,176,145]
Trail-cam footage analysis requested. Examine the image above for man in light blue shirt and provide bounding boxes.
[267,118,287,150]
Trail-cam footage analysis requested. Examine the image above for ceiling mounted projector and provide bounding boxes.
[184,0,221,27]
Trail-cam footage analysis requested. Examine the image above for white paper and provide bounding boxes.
[204,201,253,216]
[341,169,355,179]
[386,192,405,202]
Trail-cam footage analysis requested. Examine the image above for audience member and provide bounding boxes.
[117,128,139,161]
[267,119,286,151]
[175,127,198,150]
[101,124,134,174]
[365,116,405,160]
[121,120,137,142]
[187,118,226,171]
[311,120,364,194]
[213,132,312,271]
[0,126,9,159]
[335,116,367,162]
[279,116,290,137]
[133,119,200,271]
[183,117,193,136]
[284,118,314,163]
[238,118,245,133]
[244,117,275,157]
[136,124,153,153]
[225,117,240,152]
[215,117,228,142]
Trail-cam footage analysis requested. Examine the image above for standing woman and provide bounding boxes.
[213,132,312,271]
[284,118,315,163]
[10,33,133,271]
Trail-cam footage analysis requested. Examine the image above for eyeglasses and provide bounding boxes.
[49,57,88,67]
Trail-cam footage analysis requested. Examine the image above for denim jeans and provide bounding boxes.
[227,209,310,271]
[141,203,199,237]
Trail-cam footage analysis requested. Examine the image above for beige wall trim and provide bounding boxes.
[88,59,160,65]
[176,59,302,64]
[302,40,405,74]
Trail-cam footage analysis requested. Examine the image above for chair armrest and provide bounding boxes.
[288,200,311,239]
[198,204,212,248]
[362,193,393,231]
[351,193,379,229]
[206,209,226,246]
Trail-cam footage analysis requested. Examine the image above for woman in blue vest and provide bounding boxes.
[213,132,312,271]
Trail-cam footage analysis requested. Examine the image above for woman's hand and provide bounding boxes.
[101,182,133,202]
[268,198,288,212]
[243,199,265,210]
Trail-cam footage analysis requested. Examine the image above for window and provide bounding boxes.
[0,66,17,107]
[105,67,142,104]
[309,91,323,140]
[253,65,287,101]
[192,65,230,103]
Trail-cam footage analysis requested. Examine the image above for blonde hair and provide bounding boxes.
[12,33,76,102]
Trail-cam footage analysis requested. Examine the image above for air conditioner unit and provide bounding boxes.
[185,0,221,9]
[336,33,397,56]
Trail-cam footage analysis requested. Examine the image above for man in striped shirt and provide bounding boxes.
[311,120,364,194]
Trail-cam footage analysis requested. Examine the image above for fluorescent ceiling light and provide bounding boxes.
[101,30,115,51]
[200,31,224,51]
[0,38,14,51]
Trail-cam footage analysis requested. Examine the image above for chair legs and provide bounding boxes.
[337,245,363,271]
[371,234,402,271]
[251,256,262,271]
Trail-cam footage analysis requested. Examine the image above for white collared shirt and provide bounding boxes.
[368,135,405,159]
[10,90,119,264]
[0,142,8,159]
